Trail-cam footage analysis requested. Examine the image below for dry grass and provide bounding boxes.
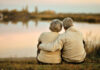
[0,57,100,70]
[84,32,100,58]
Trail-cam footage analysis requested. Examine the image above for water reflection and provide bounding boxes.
[0,20,50,58]
[0,20,100,58]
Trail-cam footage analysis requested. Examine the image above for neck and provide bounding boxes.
[64,26,73,31]
[51,31,58,33]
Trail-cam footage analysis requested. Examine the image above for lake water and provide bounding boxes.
[0,20,100,58]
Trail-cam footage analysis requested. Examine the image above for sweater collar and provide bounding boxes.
[51,31,59,34]
[65,26,77,32]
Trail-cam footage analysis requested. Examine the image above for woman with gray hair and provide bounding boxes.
[37,19,62,64]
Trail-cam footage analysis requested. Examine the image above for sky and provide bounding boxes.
[0,0,100,13]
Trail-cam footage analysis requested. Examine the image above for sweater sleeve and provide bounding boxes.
[39,34,65,52]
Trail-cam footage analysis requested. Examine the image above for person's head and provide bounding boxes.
[49,19,62,32]
[63,17,73,30]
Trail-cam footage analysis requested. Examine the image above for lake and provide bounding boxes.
[0,20,100,58]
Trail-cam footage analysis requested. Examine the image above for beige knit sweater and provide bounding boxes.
[39,26,86,63]
[37,32,61,63]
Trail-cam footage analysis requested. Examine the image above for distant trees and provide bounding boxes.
[40,10,56,15]
[0,7,100,23]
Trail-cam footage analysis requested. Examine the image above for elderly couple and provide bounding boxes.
[37,17,86,64]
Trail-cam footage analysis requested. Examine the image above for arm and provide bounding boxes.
[39,34,64,52]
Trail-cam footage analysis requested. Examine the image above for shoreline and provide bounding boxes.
[0,10,100,23]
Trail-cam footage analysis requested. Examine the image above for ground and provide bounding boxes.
[0,57,100,70]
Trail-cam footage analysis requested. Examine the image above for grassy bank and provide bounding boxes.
[0,57,100,70]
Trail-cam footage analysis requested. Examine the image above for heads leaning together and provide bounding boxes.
[49,17,73,32]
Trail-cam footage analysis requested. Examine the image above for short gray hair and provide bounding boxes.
[49,19,62,32]
[63,17,73,29]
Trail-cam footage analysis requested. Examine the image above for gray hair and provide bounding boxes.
[49,19,62,32]
[63,17,73,29]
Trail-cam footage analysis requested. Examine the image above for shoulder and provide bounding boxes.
[40,32,49,36]
[39,32,48,40]
[72,28,84,39]
[69,27,82,34]
[57,33,66,40]
[75,29,83,36]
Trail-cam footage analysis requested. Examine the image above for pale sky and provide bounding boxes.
[0,0,100,13]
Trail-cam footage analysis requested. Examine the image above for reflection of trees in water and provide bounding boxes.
[22,21,28,28]
[33,19,38,27]
[0,21,9,25]
[0,19,39,28]
[21,19,39,28]
[11,21,18,24]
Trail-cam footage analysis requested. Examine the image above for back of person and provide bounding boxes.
[37,32,61,63]
[62,26,86,62]
[39,18,86,63]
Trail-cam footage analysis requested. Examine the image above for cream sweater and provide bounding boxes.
[37,32,61,63]
[39,26,86,63]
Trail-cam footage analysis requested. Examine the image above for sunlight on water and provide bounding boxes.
[0,20,100,58]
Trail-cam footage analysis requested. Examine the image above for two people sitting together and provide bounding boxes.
[37,17,86,64]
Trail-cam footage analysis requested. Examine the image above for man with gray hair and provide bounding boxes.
[39,17,86,63]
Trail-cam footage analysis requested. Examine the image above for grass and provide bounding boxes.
[85,32,100,59]
[0,33,100,70]
[0,57,100,70]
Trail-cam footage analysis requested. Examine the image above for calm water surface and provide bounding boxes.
[0,20,100,58]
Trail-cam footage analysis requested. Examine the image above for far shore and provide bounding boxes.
[0,9,100,23]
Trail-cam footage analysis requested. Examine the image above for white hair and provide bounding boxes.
[49,19,62,32]
[63,17,73,29]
